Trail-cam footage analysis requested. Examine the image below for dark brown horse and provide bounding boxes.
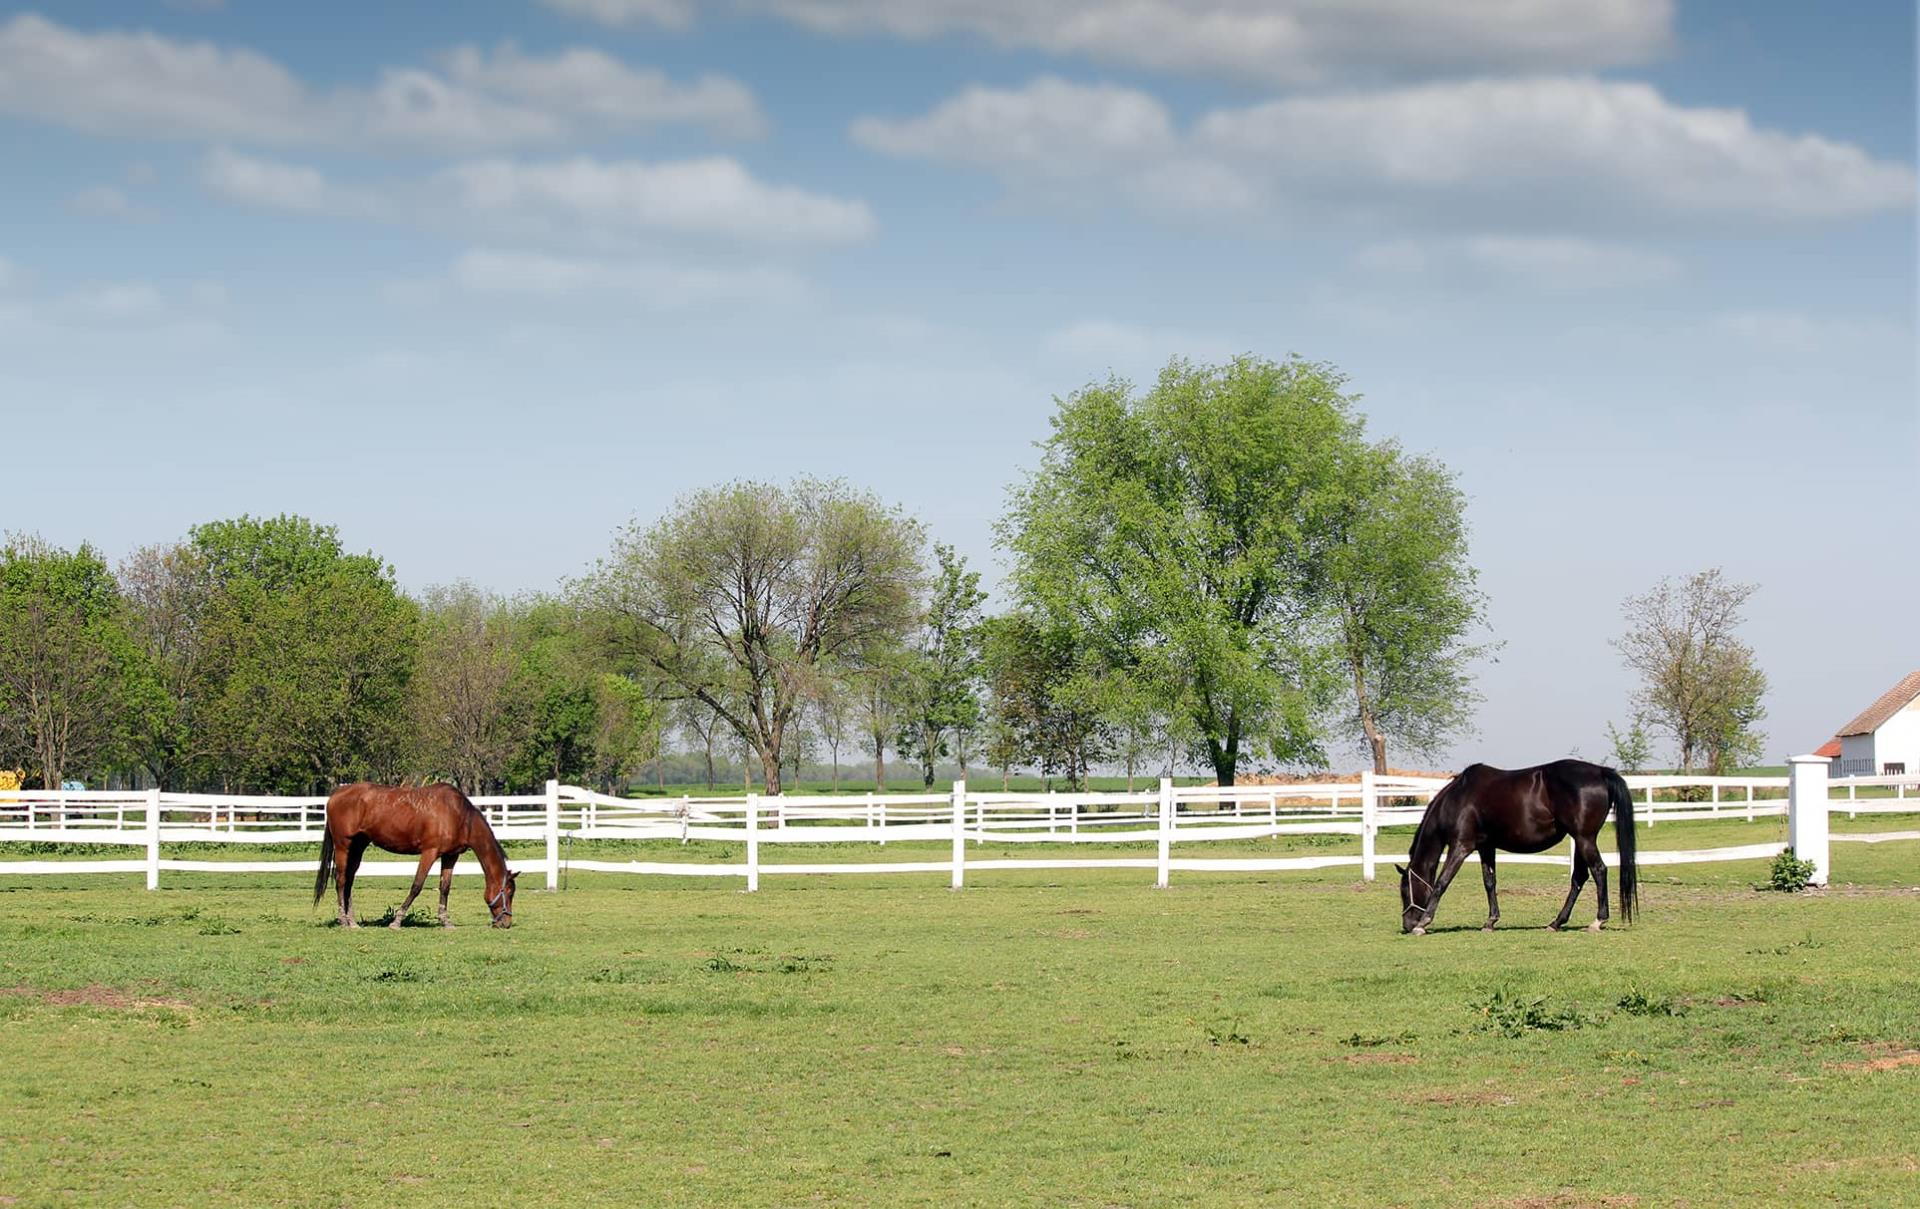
[313,782,518,929]
[1397,759,1637,935]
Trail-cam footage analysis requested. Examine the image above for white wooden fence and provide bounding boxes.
[0,761,1910,891]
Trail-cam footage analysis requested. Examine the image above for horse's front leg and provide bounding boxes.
[1479,845,1500,932]
[1548,846,1591,931]
[1413,845,1475,934]
[437,854,458,928]
[391,850,438,929]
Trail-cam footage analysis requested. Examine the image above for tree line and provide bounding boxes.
[1,355,1504,794]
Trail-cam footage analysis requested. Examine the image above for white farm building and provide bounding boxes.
[1828,670,1920,777]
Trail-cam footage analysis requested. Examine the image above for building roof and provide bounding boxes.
[1815,739,1841,759]
[1837,669,1920,737]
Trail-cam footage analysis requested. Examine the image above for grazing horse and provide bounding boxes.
[1397,759,1637,935]
[312,782,518,929]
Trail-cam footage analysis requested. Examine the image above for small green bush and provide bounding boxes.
[1469,988,1589,1037]
[1768,848,1817,893]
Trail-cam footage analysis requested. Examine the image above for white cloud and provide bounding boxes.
[856,76,1916,226]
[0,13,762,150]
[198,149,876,245]
[0,269,231,348]
[442,43,765,139]
[70,185,142,219]
[539,0,695,29]
[199,148,387,218]
[1355,235,1682,290]
[451,248,808,306]
[442,156,876,243]
[689,0,1675,84]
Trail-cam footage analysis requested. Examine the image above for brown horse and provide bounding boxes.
[313,782,518,929]
[1397,759,1637,935]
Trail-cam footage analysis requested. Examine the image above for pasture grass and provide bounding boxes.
[3,845,1919,1207]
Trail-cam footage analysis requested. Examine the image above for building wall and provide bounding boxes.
[1872,699,1920,773]
[1838,733,1877,776]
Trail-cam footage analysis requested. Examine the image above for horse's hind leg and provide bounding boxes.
[391,850,439,929]
[1480,846,1500,932]
[436,854,457,928]
[1578,835,1610,932]
[340,836,370,927]
[1548,847,1591,931]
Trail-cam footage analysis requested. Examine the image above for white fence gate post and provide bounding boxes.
[950,780,966,890]
[745,794,760,892]
[544,780,561,890]
[1787,754,1831,887]
[145,787,161,890]
[1360,770,1377,882]
[1156,777,1173,889]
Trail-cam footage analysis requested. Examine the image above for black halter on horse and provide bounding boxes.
[1396,759,1638,934]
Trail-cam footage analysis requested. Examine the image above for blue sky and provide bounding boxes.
[2,0,1914,770]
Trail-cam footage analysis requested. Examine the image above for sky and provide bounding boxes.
[1,0,1914,770]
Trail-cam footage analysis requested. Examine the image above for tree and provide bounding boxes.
[588,673,657,794]
[810,672,856,788]
[586,479,924,794]
[853,652,909,790]
[895,544,987,788]
[979,613,1108,790]
[1605,716,1653,774]
[506,599,600,789]
[0,535,140,788]
[1612,569,1769,775]
[118,541,215,790]
[1322,443,1490,773]
[411,583,527,793]
[1001,356,1360,786]
[191,515,418,792]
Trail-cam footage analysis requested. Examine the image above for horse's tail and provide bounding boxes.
[312,822,332,907]
[1608,770,1638,925]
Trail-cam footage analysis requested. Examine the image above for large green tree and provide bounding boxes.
[895,544,987,788]
[0,535,142,788]
[978,612,1109,790]
[191,515,417,792]
[585,479,923,794]
[1322,442,1490,773]
[118,541,215,790]
[1001,356,1358,786]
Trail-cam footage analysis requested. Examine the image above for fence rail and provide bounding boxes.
[1,763,1912,891]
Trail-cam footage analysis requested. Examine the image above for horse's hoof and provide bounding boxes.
[1545,923,1561,932]
[1587,921,1604,933]
[1482,923,1496,933]
[387,919,404,931]
[1410,925,1426,937]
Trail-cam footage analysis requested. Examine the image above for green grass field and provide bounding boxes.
[3,833,1919,1207]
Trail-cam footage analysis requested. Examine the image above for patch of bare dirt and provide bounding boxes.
[1827,1044,1920,1073]
[0,984,189,1010]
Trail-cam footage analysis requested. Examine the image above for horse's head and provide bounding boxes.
[1396,863,1426,935]
[488,869,518,928]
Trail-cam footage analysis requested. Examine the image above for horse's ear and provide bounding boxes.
[507,869,518,884]
[1393,863,1407,877]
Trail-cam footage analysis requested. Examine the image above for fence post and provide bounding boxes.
[1360,770,1377,882]
[1787,754,1831,887]
[745,794,760,892]
[544,780,561,891]
[1156,777,1173,889]
[950,780,966,889]
[145,787,161,891]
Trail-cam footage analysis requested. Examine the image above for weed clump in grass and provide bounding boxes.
[1766,849,1818,893]
[1469,988,1590,1037]
[1615,987,1684,1017]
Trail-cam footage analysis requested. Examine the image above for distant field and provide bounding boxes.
[3,835,1918,1207]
